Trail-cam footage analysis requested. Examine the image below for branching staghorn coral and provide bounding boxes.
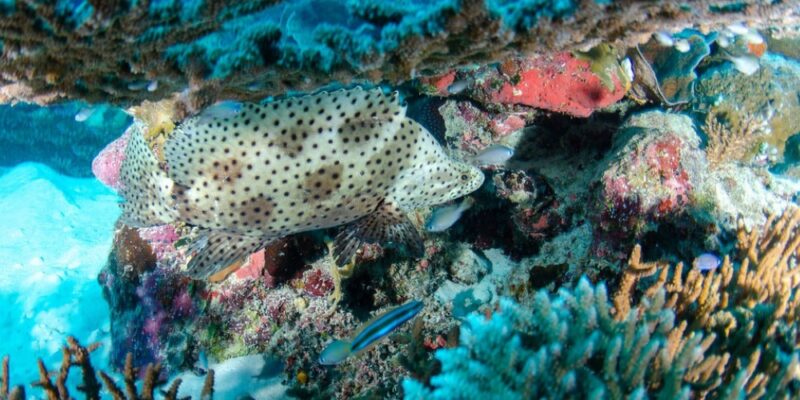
[403,278,727,399]
[1,338,214,400]
[614,208,800,398]
[702,108,772,168]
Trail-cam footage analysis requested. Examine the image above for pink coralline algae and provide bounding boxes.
[303,268,334,297]
[592,111,704,253]
[138,225,180,261]
[601,134,693,219]
[488,53,627,117]
[91,130,129,190]
[234,249,267,281]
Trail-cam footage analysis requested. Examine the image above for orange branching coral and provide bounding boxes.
[614,207,800,398]
[3,340,214,400]
[703,109,771,168]
[0,356,24,400]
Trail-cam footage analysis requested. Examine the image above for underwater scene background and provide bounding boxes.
[1,0,800,399]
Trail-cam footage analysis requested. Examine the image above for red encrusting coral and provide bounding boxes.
[488,53,626,117]
[303,269,334,297]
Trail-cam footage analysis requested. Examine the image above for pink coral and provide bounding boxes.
[91,130,130,190]
[489,114,525,137]
[137,225,179,260]
[235,249,267,280]
[489,53,626,117]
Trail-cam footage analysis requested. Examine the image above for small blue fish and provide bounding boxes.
[197,100,243,124]
[425,197,474,232]
[467,144,515,165]
[74,107,96,122]
[319,300,424,365]
[694,253,721,271]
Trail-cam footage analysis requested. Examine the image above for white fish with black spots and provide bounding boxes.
[425,197,475,232]
[118,87,484,278]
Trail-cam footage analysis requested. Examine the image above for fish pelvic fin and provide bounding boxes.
[118,124,178,227]
[332,201,424,267]
[185,229,271,280]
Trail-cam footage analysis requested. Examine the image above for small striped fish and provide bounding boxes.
[319,301,424,365]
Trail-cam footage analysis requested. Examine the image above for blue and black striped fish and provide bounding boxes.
[319,300,424,365]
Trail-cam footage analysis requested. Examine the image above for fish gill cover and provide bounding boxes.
[1,0,800,399]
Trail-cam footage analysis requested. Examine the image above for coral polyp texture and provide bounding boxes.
[407,208,800,399]
[0,0,797,105]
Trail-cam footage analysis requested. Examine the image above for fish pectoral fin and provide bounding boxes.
[332,201,424,267]
[185,229,271,280]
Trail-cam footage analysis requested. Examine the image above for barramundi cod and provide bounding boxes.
[118,87,484,278]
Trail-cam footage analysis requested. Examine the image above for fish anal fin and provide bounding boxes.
[186,229,271,280]
[332,201,423,266]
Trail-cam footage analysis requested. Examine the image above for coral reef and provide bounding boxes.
[628,30,713,105]
[0,337,213,400]
[0,1,796,105]
[612,208,800,397]
[407,206,800,398]
[405,279,726,398]
[693,54,800,161]
[468,50,629,117]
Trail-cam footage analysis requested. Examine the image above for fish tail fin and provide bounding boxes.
[319,340,353,365]
[118,124,178,226]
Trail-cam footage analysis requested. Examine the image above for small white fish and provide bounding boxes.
[674,39,691,53]
[425,197,475,232]
[197,100,243,123]
[653,31,674,47]
[741,30,764,45]
[147,80,158,92]
[717,35,731,48]
[74,107,96,122]
[726,23,749,35]
[727,54,760,75]
[621,57,634,82]
[127,81,149,91]
[447,79,470,95]
[468,144,515,165]
[693,253,721,271]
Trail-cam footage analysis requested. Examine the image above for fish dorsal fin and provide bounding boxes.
[118,124,178,227]
[164,87,404,187]
[332,201,424,266]
[185,229,271,279]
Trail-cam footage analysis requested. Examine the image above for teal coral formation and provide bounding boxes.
[404,280,711,399]
[0,0,796,105]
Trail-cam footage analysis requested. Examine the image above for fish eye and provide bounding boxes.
[460,174,468,180]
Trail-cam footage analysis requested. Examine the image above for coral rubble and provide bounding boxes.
[0,1,797,106]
